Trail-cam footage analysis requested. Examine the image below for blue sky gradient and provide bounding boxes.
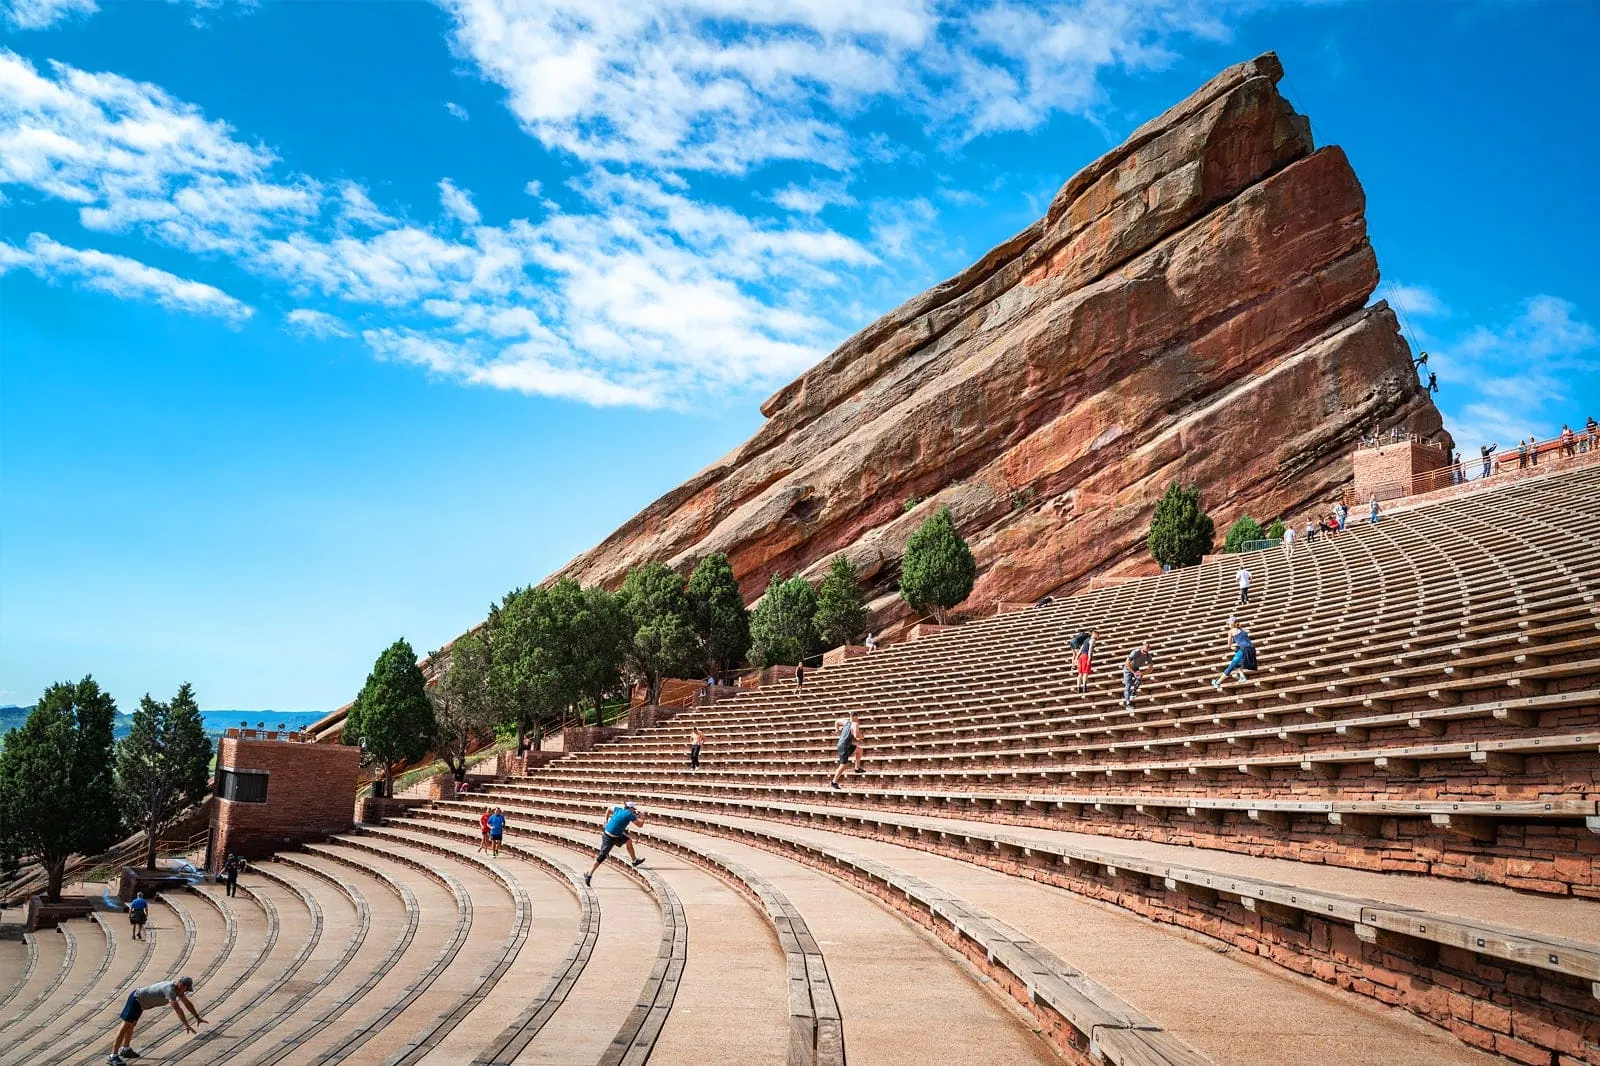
[2,1,1596,711]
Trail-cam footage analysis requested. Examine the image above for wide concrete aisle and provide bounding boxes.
[787,799,1600,942]
[637,848,789,1066]
[652,826,1056,1066]
[509,838,663,1066]
[704,813,1498,1066]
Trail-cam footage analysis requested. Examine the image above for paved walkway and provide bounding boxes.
[655,826,1058,1066]
[703,813,1499,1065]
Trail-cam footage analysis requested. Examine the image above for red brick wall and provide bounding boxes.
[209,737,361,868]
[1352,439,1451,501]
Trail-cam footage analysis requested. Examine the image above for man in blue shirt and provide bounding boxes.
[127,891,149,940]
[486,808,507,856]
[1212,624,1258,688]
[584,802,645,886]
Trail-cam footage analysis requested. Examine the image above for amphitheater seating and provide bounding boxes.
[3,463,1595,1065]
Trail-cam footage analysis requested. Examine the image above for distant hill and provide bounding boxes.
[0,706,329,746]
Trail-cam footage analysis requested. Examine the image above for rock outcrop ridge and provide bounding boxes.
[554,53,1449,629]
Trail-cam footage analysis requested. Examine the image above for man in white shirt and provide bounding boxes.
[1236,565,1252,605]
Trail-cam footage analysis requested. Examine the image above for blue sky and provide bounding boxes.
[2,0,1597,712]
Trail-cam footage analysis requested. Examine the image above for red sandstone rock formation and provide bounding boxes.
[550,53,1448,629]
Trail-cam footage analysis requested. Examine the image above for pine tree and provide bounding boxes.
[1224,515,1265,553]
[814,555,869,649]
[898,506,977,623]
[1266,518,1286,540]
[687,553,750,677]
[0,677,121,900]
[430,633,497,779]
[116,681,212,869]
[749,572,822,667]
[343,639,435,795]
[1147,483,1215,569]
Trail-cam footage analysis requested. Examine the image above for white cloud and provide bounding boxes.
[772,179,856,215]
[1,231,253,321]
[285,307,351,339]
[5,0,96,30]
[437,177,481,225]
[1433,295,1597,450]
[444,100,469,120]
[523,179,542,197]
[1384,282,1449,319]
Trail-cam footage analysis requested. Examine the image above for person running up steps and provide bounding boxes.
[1121,643,1153,709]
[127,892,149,940]
[1213,623,1258,688]
[1236,564,1251,605]
[688,726,705,769]
[829,711,861,789]
[487,808,507,857]
[1281,523,1295,557]
[1070,629,1096,694]
[478,808,492,853]
[107,976,205,1065]
[584,802,645,886]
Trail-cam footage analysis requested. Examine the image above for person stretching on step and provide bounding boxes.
[107,976,205,1065]
[1121,643,1153,709]
[584,802,645,886]
[1071,629,1096,694]
[1213,624,1258,688]
[829,711,861,789]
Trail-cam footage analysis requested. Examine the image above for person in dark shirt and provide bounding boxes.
[1121,643,1154,709]
[1071,630,1096,695]
[1479,443,1497,478]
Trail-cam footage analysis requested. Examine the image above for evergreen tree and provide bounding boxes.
[116,681,212,869]
[687,553,750,677]
[429,633,497,779]
[1266,518,1286,540]
[1224,515,1265,553]
[749,572,822,667]
[618,563,699,705]
[898,506,977,623]
[1147,483,1215,569]
[814,555,869,648]
[343,639,435,795]
[488,585,575,748]
[573,584,628,723]
[0,677,121,901]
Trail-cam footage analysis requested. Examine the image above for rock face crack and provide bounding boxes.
[548,51,1449,628]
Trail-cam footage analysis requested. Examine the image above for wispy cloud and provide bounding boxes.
[444,100,469,121]
[437,177,481,225]
[1383,282,1449,319]
[285,307,351,339]
[0,231,253,321]
[4,0,95,30]
[1433,294,1597,450]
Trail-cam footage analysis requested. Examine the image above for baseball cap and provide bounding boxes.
[178,976,194,989]
[624,801,638,810]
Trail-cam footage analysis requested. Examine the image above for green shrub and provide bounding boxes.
[1147,483,1215,568]
[899,507,977,623]
[1224,515,1265,553]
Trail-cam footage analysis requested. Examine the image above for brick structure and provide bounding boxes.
[1352,438,1452,501]
[207,730,360,871]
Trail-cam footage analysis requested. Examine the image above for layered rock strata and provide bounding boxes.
[555,52,1449,628]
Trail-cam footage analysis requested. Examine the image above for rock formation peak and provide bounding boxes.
[553,52,1448,630]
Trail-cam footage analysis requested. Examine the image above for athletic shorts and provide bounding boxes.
[837,742,856,764]
[596,831,630,863]
[129,910,147,925]
[120,994,144,1023]
[489,831,503,841]
[1076,652,1092,675]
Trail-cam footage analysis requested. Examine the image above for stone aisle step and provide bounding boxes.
[696,813,1500,1066]
[237,852,413,1066]
[93,884,266,1065]
[288,841,472,1066]
[1,896,169,1065]
[0,929,37,1018]
[0,921,86,1036]
[49,889,228,1066]
[353,825,558,1066]
[319,834,516,1066]
[497,836,663,1066]
[134,874,316,1064]
[634,827,1058,1066]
